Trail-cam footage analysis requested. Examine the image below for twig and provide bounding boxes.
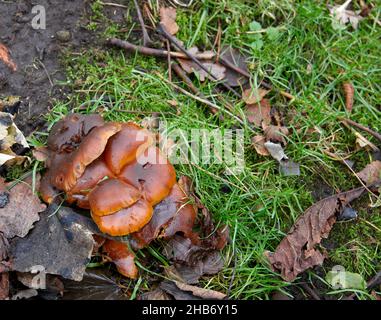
[166,40,172,82]
[157,23,242,98]
[341,118,381,143]
[156,72,250,129]
[301,283,321,300]
[99,2,128,8]
[133,0,152,47]
[172,62,218,115]
[108,38,214,59]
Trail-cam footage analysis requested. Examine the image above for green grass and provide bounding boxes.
[28,0,381,299]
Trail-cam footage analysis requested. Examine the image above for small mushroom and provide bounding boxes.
[103,123,154,174]
[69,157,114,195]
[52,122,122,192]
[88,179,141,216]
[91,199,153,236]
[131,181,198,249]
[118,146,176,205]
[102,239,138,279]
[48,113,104,153]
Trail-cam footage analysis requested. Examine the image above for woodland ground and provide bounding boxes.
[7,0,381,299]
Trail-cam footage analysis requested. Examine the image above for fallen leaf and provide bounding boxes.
[245,98,271,127]
[160,7,179,35]
[163,235,225,284]
[343,82,354,112]
[0,111,30,167]
[264,141,288,162]
[0,272,9,300]
[11,288,38,300]
[242,88,269,105]
[0,175,46,238]
[329,0,364,29]
[178,48,226,82]
[252,135,270,156]
[0,43,17,71]
[9,205,94,281]
[62,269,128,300]
[264,125,289,145]
[140,287,172,300]
[265,186,366,281]
[326,270,366,290]
[220,46,249,87]
[357,160,381,186]
[158,280,226,300]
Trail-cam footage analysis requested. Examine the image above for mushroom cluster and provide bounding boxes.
[40,113,198,278]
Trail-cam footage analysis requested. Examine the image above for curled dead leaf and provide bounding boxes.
[357,161,381,186]
[251,135,270,156]
[343,82,354,113]
[0,43,17,72]
[160,7,179,35]
[265,186,366,281]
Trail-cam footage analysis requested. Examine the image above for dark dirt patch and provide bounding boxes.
[0,0,95,136]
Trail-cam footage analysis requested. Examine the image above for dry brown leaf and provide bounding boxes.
[343,82,354,113]
[329,0,364,29]
[252,135,270,156]
[0,43,17,72]
[357,161,381,186]
[242,88,269,104]
[264,125,289,145]
[177,48,226,82]
[220,46,249,87]
[160,7,179,35]
[245,98,271,127]
[265,187,366,282]
[0,175,46,238]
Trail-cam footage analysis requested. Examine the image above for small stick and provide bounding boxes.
[341,118,381,143]
[99,2,128,8]
[171,62,218,115]
[156,72,249,128]
[301,283,321,300]
[108,38,214,59]
[157,23,242,98]
[166,40,172,82]
[133,0,152,47]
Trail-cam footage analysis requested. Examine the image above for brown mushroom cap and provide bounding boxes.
[103,123,154,175]
[131,182,198,249]
[53,122,122,192]
[102,239,138,279]
[88,178,141,216]
[66,193,90,209]
[48,113,104,153]
[69,157,114,195]
[118,146,176,205]
[91,199,153,236]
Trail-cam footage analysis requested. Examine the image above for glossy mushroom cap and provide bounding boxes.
[103,123,154,175]
[118,146,176,205]
[53,122,122,192]
[103,239,138,279]
[88,179,141,216]
[131,182,198,249]
[48,113,104,153]
[91,199,153,236]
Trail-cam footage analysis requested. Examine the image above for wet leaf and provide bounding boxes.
[140,287,172,300]
[9,205,94,281]
[158,280,226,300]
[160,7,179,36]
[62,269,128,300]
[357,160,381,186]
[265,187,366,281]
[0,175,46,238]
[242,88,269,105]
[220,46,249,87]
[163,235,225,284]
[264,125,289,145]
[0,43,17,71]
